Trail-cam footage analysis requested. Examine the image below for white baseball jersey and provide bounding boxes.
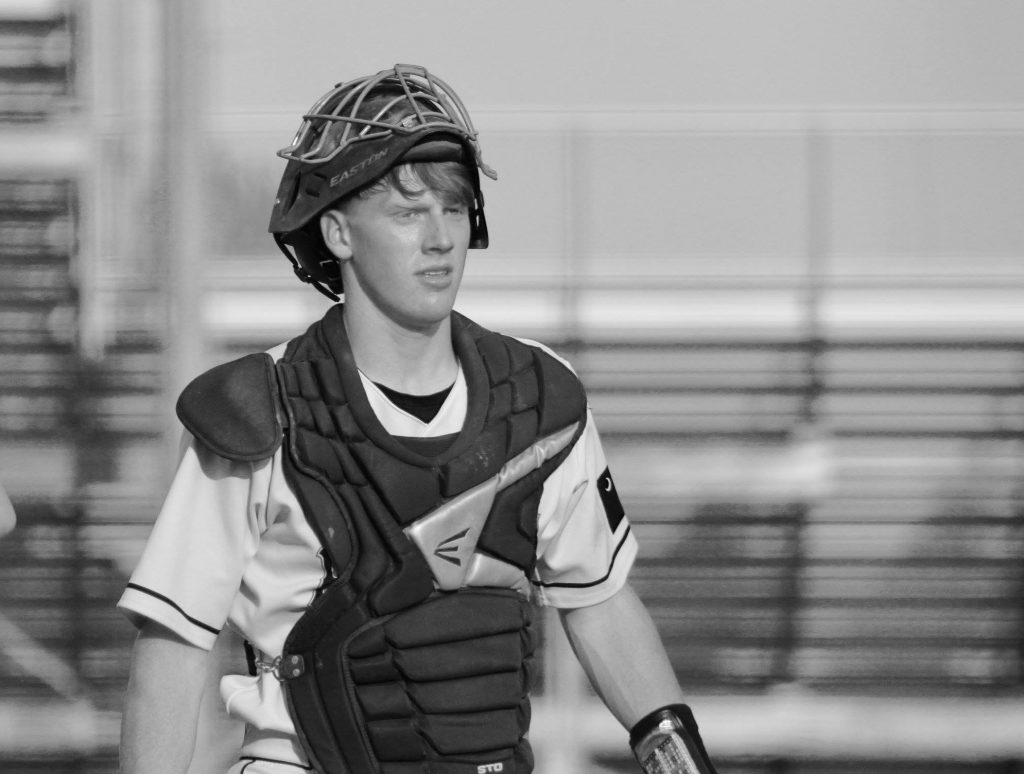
[118,338,637,769]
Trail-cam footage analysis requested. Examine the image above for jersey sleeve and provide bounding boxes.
[117,432,269,650]
[532,407,638,609]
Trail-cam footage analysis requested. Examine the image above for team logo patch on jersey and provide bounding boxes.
[598,467,625,531]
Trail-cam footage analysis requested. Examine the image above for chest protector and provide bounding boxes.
[177,305,588,774]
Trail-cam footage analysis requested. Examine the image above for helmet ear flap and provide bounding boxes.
[274,230,343,302]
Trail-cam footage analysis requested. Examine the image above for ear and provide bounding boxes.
[319,208,354,260]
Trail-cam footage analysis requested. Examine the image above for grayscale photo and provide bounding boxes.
[0,2,1022,773]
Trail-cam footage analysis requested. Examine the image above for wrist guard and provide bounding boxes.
[629,704,717,774]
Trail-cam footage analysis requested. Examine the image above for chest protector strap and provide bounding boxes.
[273,306,587,774]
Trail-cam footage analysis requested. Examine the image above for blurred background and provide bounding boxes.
[2,0,1024,772]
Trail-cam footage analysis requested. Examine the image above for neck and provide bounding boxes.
[341,301,458,395]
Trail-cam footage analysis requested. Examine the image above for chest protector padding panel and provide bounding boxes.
[274,306,586,774]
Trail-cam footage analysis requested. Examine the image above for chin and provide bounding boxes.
[400,304,455,332]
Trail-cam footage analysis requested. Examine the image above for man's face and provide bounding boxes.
[329,180,472,331]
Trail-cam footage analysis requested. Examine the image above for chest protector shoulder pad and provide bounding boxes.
[176,351,284,462]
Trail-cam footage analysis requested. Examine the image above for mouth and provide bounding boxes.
[418,265,452,277]
[415,265,456,290]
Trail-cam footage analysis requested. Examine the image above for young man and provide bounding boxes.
[118,64,717,774]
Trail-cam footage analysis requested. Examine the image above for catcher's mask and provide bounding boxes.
[268,64,497,301]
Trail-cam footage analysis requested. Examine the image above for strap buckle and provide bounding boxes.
[253,655,283,679]
[254,653,306,681]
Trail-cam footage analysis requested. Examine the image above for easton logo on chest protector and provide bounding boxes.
[434,528,469,566]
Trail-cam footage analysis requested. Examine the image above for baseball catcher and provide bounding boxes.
[118,64,717,774]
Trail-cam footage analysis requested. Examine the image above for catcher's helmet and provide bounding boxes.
[268,64,497,300]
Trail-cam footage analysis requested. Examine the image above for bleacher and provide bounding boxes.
[0,8,74,122]
[0,6,162,769]
[565,336,1024,693]
[544,335,1024,771]
[0,174,136,771]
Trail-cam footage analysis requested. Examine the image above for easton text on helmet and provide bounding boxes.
[330,148,393,188]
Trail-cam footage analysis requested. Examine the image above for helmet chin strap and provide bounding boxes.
[274,234,341,302]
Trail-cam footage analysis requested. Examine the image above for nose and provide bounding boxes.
[424,209,453,253]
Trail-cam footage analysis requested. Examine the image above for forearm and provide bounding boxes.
[558,582,684,728]
[120,622,208,774]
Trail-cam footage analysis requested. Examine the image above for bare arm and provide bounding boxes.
[557,582,684,729]
[120,620,209,774]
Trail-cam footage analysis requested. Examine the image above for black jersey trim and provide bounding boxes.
[530,524,632,590]
[238,756,314,771]
[125,582,220,635]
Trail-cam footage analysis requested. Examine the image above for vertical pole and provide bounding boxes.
[78,0,164,359]
[561,120,582,346]
[802,123,830,426]
[538,120,591,774]
[1015,483,1024,686]
[777,123,833,683]
[160,0,207,466]
[75,1,103,361]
